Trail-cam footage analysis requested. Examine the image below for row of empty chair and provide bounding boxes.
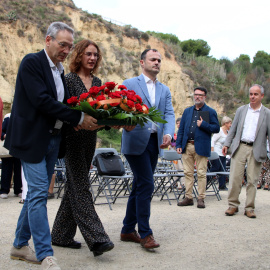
[53,148,230,209]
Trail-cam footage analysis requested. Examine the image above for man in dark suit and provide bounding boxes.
[120,49,175,249]
[223,84,270,218]
[176,87,220,208]
[5,22,96,270]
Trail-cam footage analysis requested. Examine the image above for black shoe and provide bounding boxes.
[52,240,81,249]
[92,241,114,257]
[219,186,228,191]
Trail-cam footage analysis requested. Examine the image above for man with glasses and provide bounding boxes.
[5,22,96,270]
[176,87,219,208]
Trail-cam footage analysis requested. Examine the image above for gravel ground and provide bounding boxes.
[1,188,270,270]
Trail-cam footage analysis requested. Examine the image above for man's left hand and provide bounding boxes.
[160,134,171,149]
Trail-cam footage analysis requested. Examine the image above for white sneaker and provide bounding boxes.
[0,193,8,199]
[41,256,61,270]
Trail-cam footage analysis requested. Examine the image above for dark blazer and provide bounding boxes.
[176,104,220,157]
[4,50,81,163]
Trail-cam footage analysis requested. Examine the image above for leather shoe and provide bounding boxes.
[52,240,81,249]
[225,207,239,216]
[197,199,205,208]
[264,184,269,190]
[92,241,114,257]
[177,197,194,206]
[244,210,256,218]
[121,231,141,243]
[140,234,160,249]
[257,184,261,189]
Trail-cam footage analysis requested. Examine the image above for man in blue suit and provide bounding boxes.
[5,22,96,269]
[176,87,219,208]
[120,49,175,249]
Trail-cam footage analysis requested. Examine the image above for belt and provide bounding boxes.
[240,140,253,146]
[51,128,61,136]
[188,140,195,144]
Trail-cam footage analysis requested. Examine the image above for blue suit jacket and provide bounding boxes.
[121,74,175,156]
[4,50,81,163]
[176,104,220,157]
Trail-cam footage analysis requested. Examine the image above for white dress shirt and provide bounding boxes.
[241,104,261,143]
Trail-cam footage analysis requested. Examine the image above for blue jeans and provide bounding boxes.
[13,134,61,261]
[121,134,159,239]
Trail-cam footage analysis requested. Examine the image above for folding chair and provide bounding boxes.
[91,148,133,210]
[155,150,186,204]
[205,151,230,200]
[54,159,67,199]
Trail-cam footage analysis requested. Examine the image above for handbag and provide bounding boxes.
[93,152,125,176]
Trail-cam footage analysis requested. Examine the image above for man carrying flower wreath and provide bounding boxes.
[120,49,175,249]
[4,22,96,270]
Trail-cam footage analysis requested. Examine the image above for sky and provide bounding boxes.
[72,0,270,61]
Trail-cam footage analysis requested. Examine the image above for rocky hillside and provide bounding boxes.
[0,0,224,118]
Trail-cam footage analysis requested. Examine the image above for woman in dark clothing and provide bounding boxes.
[51,40,114,256]
[0,113,22,199]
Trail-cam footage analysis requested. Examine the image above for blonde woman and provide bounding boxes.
[210,116,232,190]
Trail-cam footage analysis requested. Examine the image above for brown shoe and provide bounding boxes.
[257,184,261,189]
[244,210,256,218]
[225,207,239,216]
[197,199,205,208]
[177,197,194,206]
[120,231,141,243]
[10,246,41,265]
[264,184,269,190]
[140,234,160,249]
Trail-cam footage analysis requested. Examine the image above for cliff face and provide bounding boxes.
[0,0,224,117]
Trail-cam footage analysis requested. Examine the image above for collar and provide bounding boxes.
[248,103,262,112]
[43,49,64,74]
[194,103,206,111]
[142,73,158,84]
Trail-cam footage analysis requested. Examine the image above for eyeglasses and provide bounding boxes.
[53,38,74,51]
[84,52,99,58]
[194,94,206,97]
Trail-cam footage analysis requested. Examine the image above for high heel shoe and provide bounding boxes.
[92,241,114,257]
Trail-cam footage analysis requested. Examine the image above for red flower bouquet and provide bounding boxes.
[67,82,167,127]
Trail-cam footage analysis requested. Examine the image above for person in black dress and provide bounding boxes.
[51,39,114,256]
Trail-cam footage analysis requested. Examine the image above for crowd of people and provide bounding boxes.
[1,21,270,270]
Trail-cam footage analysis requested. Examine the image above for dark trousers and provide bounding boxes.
[0,157,22,195]
[210,156,227,188]
[121,134,159,239]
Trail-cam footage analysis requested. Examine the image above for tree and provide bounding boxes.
[180,39,211,57]
[252,50,270,73]
[220,57,233,73]
[238,54,250,62]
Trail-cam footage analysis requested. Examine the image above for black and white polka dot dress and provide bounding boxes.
[51,72,110,251]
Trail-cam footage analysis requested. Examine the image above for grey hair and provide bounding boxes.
[46,22,74,38]
[221,116,232,126]
[249,84,264,94]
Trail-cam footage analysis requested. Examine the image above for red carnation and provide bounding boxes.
[99,85,106,91]
[90,100,97,107]
[96,95,106,101]
[126,100,135,108]
[89,86,100,96]
[67,96,79,106]
[120,90,128,96]
[135,103,143,112]
[79,93,89,101]
[105,82,117,90]
[118,85,127,90]
[127,94,137,102]
[127,90,136,95]
[135,95,142,104]
[109,92,122,99]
